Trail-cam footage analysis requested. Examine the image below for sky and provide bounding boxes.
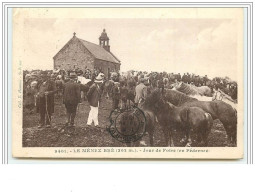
[16,9,242,81]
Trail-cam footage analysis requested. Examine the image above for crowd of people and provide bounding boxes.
[23,68,238,128]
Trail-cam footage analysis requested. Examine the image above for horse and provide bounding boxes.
[55,79,64,97]
[172,81,200,96]
[77,76,92,100]
[173,82,212,97]
[120,85,135,109]
[144,90,213,147]
[162,89,237,146]
[119,104,157,147]
[79,80,93,101]
[104,80,115,99]
[212,89,237,110]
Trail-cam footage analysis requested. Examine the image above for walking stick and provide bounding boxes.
[45,93,51,125]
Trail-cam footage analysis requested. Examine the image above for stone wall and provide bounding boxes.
[94,59,120,78]
[53,37,95,71]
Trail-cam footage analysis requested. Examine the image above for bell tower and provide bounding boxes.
[99,29,110,52]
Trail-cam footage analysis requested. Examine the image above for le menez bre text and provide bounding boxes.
[54,148,209,154]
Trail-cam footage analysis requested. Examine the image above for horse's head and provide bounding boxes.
[143,88,167,114]
[176,82,184,90]
[171,81,182,90]
[212,90,223,101]
[170,83,177,90]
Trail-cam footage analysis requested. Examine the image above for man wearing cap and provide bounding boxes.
[86,74,104,127]
[63,72,81,126]
[134,78,147,107]
[36,73,57,128]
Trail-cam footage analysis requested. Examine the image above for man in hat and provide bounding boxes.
[112,82,121,110]
[63,72,81,126]
[86,73,104,127]
[134,78,147,107]
[36,73,57,128]
[203,75,208,86]
[157,77,164,93]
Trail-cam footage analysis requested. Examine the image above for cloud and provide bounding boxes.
[21,18,239,80]
[131,19,238,80]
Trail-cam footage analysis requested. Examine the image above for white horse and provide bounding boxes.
[173,82,237,109]
[172,82,214,101]
[212,89,237,109]
[174,82,212,97]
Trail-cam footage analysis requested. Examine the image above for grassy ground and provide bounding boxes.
[23,96,228,147]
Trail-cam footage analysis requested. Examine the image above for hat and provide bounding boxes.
[98,72,105,77]
[69,72,77,79]
[76,70,83,76]
[94,74,104,83]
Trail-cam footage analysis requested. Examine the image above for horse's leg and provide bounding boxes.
[126,142,131,147]
[198,129,207,146]
[227,125,237,147]
[180,127,187,143]
[224,126,233,146]
[148,129,154,147]
[197,130,202,144]
[162,127,170,147]
[185,129,192,147]
[134,140,140,147]
[120,99,123,109]
[202,134,208,147]
[124,101,127,110]
[169,128,175,147]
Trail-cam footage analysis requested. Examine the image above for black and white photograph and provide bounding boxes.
[12,7,243,158]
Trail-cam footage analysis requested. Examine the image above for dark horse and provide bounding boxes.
[104,80,114,99]
[80,80,94,101]
[163,89,237,146]
[144,89,213,146]
[119,104,157,147]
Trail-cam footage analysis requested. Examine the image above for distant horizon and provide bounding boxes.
[23,68,234,81]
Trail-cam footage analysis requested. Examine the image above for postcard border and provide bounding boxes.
[1,2,253,164]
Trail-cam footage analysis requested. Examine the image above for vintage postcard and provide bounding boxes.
[12,7,244,159]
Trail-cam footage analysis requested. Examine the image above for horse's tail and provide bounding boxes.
[181,107,190,123]
[204,113,213,131]
[199,112,213,145]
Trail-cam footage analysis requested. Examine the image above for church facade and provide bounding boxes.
[53,29,121,77]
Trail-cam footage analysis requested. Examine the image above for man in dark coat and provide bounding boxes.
[120,81,129,109]
[203,75,209,86]
[157,77,164,93]
[112,82,121,110]
[63,72,81,126]
[36,74,57,128]
[182,73,188,83]
[86,74,103,127]
[177,73,181,82]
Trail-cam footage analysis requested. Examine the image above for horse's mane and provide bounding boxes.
[164,89,198,106]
